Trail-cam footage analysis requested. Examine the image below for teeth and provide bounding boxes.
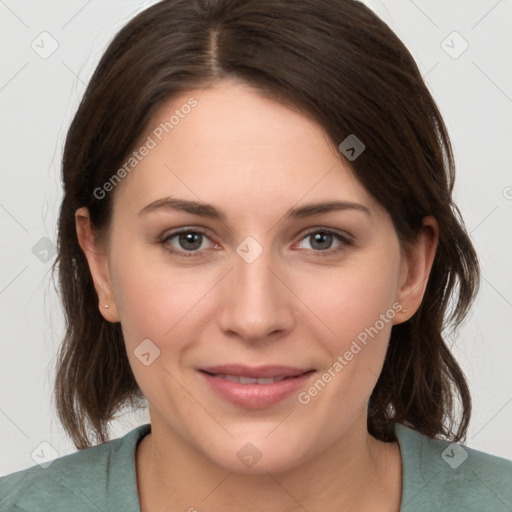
[239,376,258,384]
[255,377,276,384]
[215,374,287,384]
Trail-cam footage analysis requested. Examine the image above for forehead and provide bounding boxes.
[112,80,380,220]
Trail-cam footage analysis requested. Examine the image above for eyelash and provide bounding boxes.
[159,227,353,258]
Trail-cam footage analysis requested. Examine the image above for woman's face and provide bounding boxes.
[82,79,432,473]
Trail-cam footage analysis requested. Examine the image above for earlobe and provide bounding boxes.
[394,216,439,324]
[75,207,120,322]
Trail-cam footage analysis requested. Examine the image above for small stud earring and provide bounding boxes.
[104,304,109,309]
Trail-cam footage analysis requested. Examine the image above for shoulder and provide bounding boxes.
[0,423,150,512]
[394,423,512,511]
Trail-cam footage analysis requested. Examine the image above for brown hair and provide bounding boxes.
[53,0,479,449]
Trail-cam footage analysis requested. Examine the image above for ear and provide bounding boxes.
[394,216,439,324]
[75,207,120,322]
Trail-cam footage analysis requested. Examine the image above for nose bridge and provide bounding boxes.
[218,239,294,341]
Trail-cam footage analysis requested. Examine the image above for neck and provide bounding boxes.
[136,414,402,512]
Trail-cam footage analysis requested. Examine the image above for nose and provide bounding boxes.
[217,244,296,343]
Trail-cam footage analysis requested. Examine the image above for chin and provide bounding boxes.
[203,434,308,475]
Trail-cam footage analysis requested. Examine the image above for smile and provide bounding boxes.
[198,365,315,408]
[206,374,289,384]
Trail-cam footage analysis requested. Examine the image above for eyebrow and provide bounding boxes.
[138,196,371,220]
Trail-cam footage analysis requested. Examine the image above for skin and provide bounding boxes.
[76,79,438,511]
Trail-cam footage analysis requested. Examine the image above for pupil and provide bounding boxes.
[311,232,332,250]
[179,232,202,250]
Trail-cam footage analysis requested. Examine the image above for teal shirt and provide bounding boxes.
[1,423,511,511]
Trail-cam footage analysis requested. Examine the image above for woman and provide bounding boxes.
[1,0,511,510]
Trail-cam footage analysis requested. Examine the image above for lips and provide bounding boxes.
[198,364,315,408]
[200,364,311,379]
[211,374,286,384]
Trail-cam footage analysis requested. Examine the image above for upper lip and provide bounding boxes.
[199,365,313,379]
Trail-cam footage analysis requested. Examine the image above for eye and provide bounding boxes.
[295,229,352,255]
[160,227,352,258]
[161,229,217,257]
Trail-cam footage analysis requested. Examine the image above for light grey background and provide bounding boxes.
[1,0,511,475]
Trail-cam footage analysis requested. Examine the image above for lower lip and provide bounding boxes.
[199,370,315,409]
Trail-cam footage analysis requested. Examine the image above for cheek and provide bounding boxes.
[313,283,396,387]
[112,261,198,341]
[108,250,209,410]
[312,256,401,348]
[300,246,402,404]
[109,240,221,362]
